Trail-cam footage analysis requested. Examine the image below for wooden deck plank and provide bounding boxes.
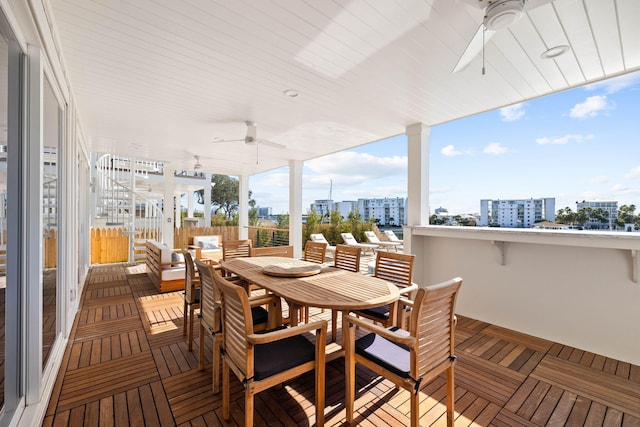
[42,263,640,427]
[531,354,640,418]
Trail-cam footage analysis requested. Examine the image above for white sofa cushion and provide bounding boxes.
[193,235,220,250]
[161,268,185,281]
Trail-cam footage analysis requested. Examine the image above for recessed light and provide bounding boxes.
[283,89,299,97]
[541,45,570,60]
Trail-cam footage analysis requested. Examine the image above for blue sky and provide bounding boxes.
[250,71,640,216]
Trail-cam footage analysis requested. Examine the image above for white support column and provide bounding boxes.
[238,174,249,239]
[406,123,430,226]
[289,160,303,258]
[187,190,194,217]
[174,192,181,229]
[204,173,212,226]
[162,165,175,248]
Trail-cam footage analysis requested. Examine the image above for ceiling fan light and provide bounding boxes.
[484,0,524,31]
[541,45,570,59]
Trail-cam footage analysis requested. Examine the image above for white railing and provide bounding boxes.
[406,226,640,366]
[95,154,164,261]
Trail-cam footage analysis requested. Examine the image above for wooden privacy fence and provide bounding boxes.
[44,228,57,268]
[174,226,238,249]
[91,228,129,264]
[89,226,240,265]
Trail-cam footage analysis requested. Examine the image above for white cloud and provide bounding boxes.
[588,175,609,184]
[569,95,613,119]
[306,151,405,180]
[483,142,509,155]
[585,71,640,94]
[441,144,463,157]
[535,133,594,145]
[500,103,525,122]
[612,184,628,192]
[625,165,640,179]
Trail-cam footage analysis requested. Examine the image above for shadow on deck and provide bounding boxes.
[43,263,640,426]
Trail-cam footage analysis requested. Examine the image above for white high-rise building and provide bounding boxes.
[358,197,406,226]
[309,197,407,226]
[309,199,333,220]
[479,198,555,228]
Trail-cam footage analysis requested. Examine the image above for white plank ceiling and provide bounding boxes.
[47,0,640,176]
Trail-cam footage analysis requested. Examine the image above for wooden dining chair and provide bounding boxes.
[303,240,327,264]
[220,239,253,286]
[333,244,361,272]
[222,239,253,260]
[344,277,463,427]
[195,258,280,393]
[330,244,362,342]
[182,251,200,351]
[250,245,294,257]
[353,251,417,329]
[216,271,327,427]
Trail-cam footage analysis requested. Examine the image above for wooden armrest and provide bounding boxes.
[160,261,185,268]
[248,294,280,307]
[247,320,327,345]
[399,283,419,295]
[343,313,416,346]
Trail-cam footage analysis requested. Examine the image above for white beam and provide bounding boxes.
[238,174,249,239]
[289,160,303,258]
[162,165,175,247]
[204,173,212,226]
[406,123,430,226]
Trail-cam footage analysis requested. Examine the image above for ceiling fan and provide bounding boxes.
[452,0,555,74]
[193,155,203,170]
[211,121,286,149]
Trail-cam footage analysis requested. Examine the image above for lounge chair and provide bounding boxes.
[340,232,378,255]
[383,230,404,244]
[310,233,336,254]
[364,230,402,252]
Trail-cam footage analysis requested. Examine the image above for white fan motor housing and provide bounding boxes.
[484,0,524,31]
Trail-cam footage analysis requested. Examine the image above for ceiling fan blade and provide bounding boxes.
[211,138,245,143]
[258,139,286,149]
[452,24,496,73]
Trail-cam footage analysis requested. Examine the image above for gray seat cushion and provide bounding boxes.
[355,327,411,378]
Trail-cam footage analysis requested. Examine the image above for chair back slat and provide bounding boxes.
[334,244,361,272]
[410,278,462,378]
[374,251,414,290]
[184,251,199,303]
[214,271,254,377]
[222,239,252,260]
[194,259,220,333]
[250,245,293,257]
[303,241,327,264]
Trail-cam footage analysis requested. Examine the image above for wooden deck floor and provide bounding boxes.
[43,263,640,426]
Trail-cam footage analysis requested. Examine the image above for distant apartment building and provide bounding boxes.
[479,198,555,228]
[576,200,618,229]
[256,207,272,219]
[358,197,406,226]
[309,199,333,220]
[309,197,407,226]
[335,201,358,219]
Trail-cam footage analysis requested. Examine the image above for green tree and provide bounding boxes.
[304,208,320,243]
[248,190,258,226]
[429,214,446,225]
[555,207,576,225]
[617,204,636,227]
[326,210,343,245]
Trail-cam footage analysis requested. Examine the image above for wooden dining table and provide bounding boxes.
[219,256,400,346]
